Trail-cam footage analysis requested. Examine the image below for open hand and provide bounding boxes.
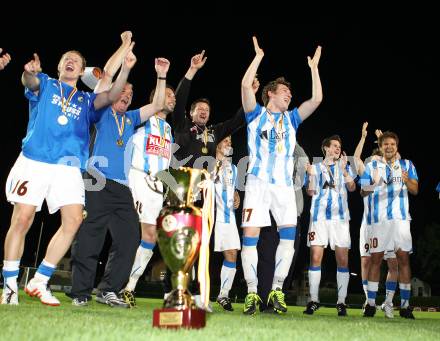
[361,122,368,139]
[307,46,321,69]
[252,36,264,58]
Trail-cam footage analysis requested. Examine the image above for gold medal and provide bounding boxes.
[277,143,283,153]
[112,109,125,147]
[203,129,209,154]
[58,81,77,125]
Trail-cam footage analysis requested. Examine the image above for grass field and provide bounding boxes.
[0,291,439,341]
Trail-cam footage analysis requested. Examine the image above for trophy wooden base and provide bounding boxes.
[153,307,206,329]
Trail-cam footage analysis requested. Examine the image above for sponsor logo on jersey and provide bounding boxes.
[145,134,171,159]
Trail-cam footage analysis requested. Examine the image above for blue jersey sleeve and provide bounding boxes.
[346,164,359,183]
[24,73,49,102]
[359,163,373,188]
[288,107,302,131]
[245,103,262,124]
[89,105,106,124]
[86,92,100,123]
[408,160,418,181]
[304,165,319,188]
[127,109,141,127]
[304,173,310,187]
[232,164,238,189]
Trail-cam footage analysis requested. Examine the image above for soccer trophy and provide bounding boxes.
[152,167,213,329]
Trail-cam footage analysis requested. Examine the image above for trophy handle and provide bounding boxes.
[186,168,211,209]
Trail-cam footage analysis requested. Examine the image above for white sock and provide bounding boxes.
[241,243,258,293]
[362,279,368,300]
[385,281,397,304]
[218,261,237,298]
[336,267,349,304]
[2,260,20,290]
[34,259,56,284]
[272,239,295,290]
[125,243,154,292]
[308,267,321,302]
[399,283,411,308]
[367,281,379,306]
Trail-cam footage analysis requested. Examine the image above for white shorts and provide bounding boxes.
[359,222,370,257]
[5,153,84,213]
[214,220,241,252]
[242,174,297,227]
[307,219,351,250]
[367,219,412,254]
[128,168,164,225]
[359,222,396,259]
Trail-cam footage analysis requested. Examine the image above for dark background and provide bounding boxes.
[1,6,439,294]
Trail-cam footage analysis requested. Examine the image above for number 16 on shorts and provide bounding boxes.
[11,180,29,197]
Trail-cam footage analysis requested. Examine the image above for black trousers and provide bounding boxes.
[70,177,139,299]
[257,218,302,310]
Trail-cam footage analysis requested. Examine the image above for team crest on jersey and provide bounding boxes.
[78,96,84,103]
[126,118,132,125]
[146,134,171,159]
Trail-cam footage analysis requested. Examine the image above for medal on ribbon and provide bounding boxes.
[58,81,77,125]
[112,109,125,147]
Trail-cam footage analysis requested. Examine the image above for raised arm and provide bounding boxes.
[306,164,317,196]
[184,50,207,81]
[214,76,260,140]
[0,48,11,71]
[173,51,207,129]
[375,129,383,141]
[353,122,368,175]
[93,45,136,110]
[403,171,418,195]
[360,166,381,197]
[293,144,310,190]
[241,37,264,113]
[21,53,42,92]
[340,152,356,192]
[298,46,323,121]
[139,58,170,122]
[94,31,132,93]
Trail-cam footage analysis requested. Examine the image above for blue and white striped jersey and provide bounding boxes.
[131,115,173,175]
[214,160,237,224]
[308,162,356,222]
[360,159,418,224]
[245,103,302,186]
